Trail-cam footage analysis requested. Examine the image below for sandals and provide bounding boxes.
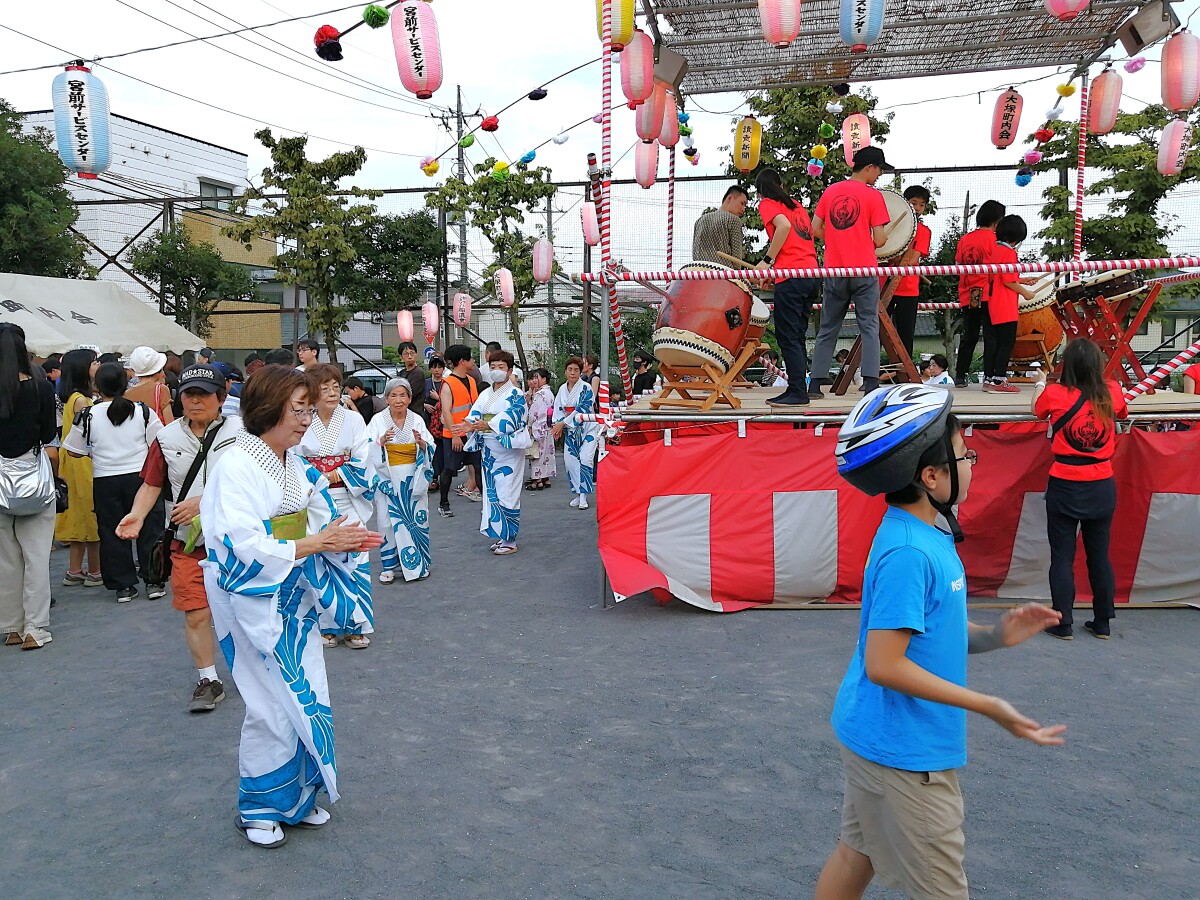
[322,634,339,649]
[378,570,396,585]
[493,545,518,556]
[291,806,331,829]
[524,481,536,491]
[235,816,287,849]
[344,635,371,650]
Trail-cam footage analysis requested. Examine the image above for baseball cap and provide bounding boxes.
[177,364,225,394]
[211,361,236,381]
[852,146,895,172]
[198,347,214,358]
[128,345,167,377]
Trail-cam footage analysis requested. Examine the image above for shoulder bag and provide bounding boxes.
[0,380,56,517]
[145,422,224,584]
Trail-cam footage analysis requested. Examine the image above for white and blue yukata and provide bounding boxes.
[297,405,376,637]
[465,382,529,546]
[553,379,600,498]
[366,408,435,581]
[200,432,370,825]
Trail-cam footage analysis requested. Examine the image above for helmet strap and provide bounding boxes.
[914,429,964,544]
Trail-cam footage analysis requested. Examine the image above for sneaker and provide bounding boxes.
[438,505,454,518]
[1045,624,1073,640]
[189,678,225,713]
[146,583,167,600]
[766,392,811,407]
[467,489,482,502]
[454,485,471,498]
[1084,620,1111,640]
[983,380,1020,394]
[62,571,85,586]
[84,572,104,588]
[860,377,879,394]
[116,587,138,603]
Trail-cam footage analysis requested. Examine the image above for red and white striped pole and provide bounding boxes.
[1124,337,1200,400]
[760,351,787,382]
[1146,271,1200,288]
[666,145,676,270]
[1072,73,1089,273]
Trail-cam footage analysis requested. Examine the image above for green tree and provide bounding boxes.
[923,214,967,368]
[226,129,381,357]
[128,225,258,339]
[0,99,90,277]
[337,210,445,315]
[426,159,557,370]
[549,306,657,395]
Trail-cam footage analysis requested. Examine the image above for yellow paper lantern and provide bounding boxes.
[733,115,762,174]
[1056,83,1076,97]
[811,144,828,160]
[595,0,636,51]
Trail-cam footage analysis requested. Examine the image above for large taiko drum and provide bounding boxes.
[1056,269,1142,307]
[745,296,771,344]
[1011,275,1064,363]
[653,261,753,372]
[877,189,917,261]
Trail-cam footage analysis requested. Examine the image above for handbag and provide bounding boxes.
[145,422,224,584]
[55,476,69,513]
[0,446,55,516]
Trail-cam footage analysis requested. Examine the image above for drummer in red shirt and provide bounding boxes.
[953,200,1005,387]
[889,186,933,359]
[1031,338,1128,640]
[1182,362,1200,393]
[753,169,820,407]
[808,146,894,398]
[982,214,1040,393]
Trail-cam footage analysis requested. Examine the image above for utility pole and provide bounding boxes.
[456,85,470,345]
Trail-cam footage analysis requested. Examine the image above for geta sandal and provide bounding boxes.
[236,816,287,848]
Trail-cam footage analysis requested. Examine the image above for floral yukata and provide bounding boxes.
[200,432,370,825]
[366,408,435,581]
[527,385,556,481]
[553,380,600,496]
[465,382,530,544]
[298,405,375,637]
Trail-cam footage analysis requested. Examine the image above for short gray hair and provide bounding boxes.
[383,378,412,399]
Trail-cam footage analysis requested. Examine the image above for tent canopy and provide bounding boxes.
[0,273,202,356]
[653,0,1155,94]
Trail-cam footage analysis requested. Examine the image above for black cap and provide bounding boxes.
[852,146,894,172]
[429,356,445,368]
[198,347,214,358]
[177,364,225,394]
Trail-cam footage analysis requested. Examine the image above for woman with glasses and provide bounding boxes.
[365,378,436,583]
[296,364,377,649]
[199,366,382,848]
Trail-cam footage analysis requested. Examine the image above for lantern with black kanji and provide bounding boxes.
[392,0,442,100]
[51,64,112,179]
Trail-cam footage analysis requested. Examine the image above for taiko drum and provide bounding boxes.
[1011,275,1063,364]
[652,262,753,372]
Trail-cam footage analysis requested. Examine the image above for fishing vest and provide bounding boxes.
[156,415,242,502]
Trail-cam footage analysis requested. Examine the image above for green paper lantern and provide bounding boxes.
[678,125,694,137]
[362,4,390,28]
[818,122,836,139]
[459,135,476,149]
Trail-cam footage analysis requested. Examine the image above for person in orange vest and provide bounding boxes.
[436,344,482,517]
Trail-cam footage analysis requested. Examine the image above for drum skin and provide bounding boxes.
[653,263,753,372]
[746,297,771,343]
[877,189,917,261]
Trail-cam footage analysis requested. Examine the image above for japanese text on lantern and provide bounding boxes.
[998,95,1019,143]
[67,79,90,161]
[405,6,424,77]
[854,0,868,31]
[848,119,864,153]
[740,129,753,157]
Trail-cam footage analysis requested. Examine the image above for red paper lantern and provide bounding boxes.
[841,113,871,165]
[635,140,659,189]
[621,30,654,107]
[636,81,667,143]
[1161,31,1200,113]
[1089,68,1122,135]
[1158,118,1192,176]
[758,0,802,48]
[397,310,414,343]
[391,1,442,99]
[1043,0,1090,22]
[421,301,439,339]
[453,293,472,327]
[991,88,1023,149]
[659,91,680,148]
[581,201,601,246]
[481,115,500,132]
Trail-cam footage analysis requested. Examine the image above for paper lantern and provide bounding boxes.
[494,268,515,307]
[481,115,500,132]
[1089,68,1123,135]
[453,293,472,327]
[1157,119,1192,176]
[659,92,680,148]
[733,115,763,173]
[1043,0,1090,21]
[758,0,802,48]
[581,201,601,245]
[1124,56,1146,73]
[363,5,390,28]
[991,88,1023,149]
[397,310,414,343]
[552,133,569,145]
[841,113,871,165]
[391,1,442,100]
[840,0,886,53]
[1161,31,1200,113]
[621,30,654,106]
[635,140,659,189]
[595,0,635,51]
[533,238,554,284]
[313,25,343,61]
[421,301,439,339]
[51,65,112,179]
[636,81,667,142]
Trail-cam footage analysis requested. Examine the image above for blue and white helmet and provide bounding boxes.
[836,384,954,496]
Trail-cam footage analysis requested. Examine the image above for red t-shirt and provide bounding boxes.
[759,197,818,282]
[1184,363,1200,387]
[956,228,996,307]
[987,242,1020,325]
[1034,382,1129,481]
[894,221,932,297]
[140,438,167,489]
[814,179,890,268]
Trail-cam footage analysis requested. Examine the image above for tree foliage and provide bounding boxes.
[549,306,657,396]
[0,99,91,278]
[336,210,445,315]
[226,129,380,357]
[426,158,557,369]
[128,225,257,339]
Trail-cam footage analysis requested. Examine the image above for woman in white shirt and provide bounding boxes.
[64,363,165,602]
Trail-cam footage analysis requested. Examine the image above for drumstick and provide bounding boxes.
[717,251,757,269]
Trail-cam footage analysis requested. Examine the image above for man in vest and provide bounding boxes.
[436,344,482,517]
[115,365,242,713]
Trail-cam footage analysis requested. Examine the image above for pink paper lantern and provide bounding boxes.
[659,91,680,148]
[636,81,667,143]
[533,238,554,284]
[453,292,472,327]
[1157,118,1192,176]
[421,301,439,338]
[581,201,601,246]
[841,113,871,166]
[758,0,802,48]
[991,88,1023,149]
[1043,0,1090,22]
[635,140,659,189]
[621,30,654,107]
[1023,150,1043,165]
[1088,68,1122,135]
[397,310,414,342]
[1161,31,1200,113]
[392,0,442,99]
[494,268,515,307]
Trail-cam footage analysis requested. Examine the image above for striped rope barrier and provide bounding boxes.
[1124,337,1200,399]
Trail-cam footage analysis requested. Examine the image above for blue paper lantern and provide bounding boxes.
[520,151,537,165]
[840,0,886,53]
[1015,173,1033,187]
[52,64,112,179]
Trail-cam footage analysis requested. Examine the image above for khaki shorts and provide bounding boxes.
[170,544,209,612]
[839,744,968,900]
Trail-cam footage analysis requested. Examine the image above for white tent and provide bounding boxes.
[0,273,202,356]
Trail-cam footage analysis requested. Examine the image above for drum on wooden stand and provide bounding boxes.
[652,261,754,372]
[1056,269,1143,308]
[877,189,918,262]
[1011,274,1063,364]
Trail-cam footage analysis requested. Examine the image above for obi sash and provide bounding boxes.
[385,443,418,466]
[303,453,351,474]
[267,509,309,541]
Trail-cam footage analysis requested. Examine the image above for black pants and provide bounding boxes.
[1045,476,1117,627]
[773,277,820,393]
[890,295,919,359]
[954,305,985,383]
[982,320,1017,381]
[93,472,165,591]
[438,437,480,508]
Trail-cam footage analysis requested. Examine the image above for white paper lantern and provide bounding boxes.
[635,140,659,189]
[581,201,601,245]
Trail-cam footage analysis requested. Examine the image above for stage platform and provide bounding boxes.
[622,383,1200,422]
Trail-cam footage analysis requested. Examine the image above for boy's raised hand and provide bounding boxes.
[984,697,1068,746]
[997,603,1062,647]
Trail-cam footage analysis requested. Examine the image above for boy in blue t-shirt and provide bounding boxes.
[816,385,1066,900]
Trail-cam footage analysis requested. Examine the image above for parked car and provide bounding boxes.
[350,366,399,398]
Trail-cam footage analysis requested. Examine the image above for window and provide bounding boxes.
[199,180,233,211]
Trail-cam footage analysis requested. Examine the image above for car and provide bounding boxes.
[350,366,399,398]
